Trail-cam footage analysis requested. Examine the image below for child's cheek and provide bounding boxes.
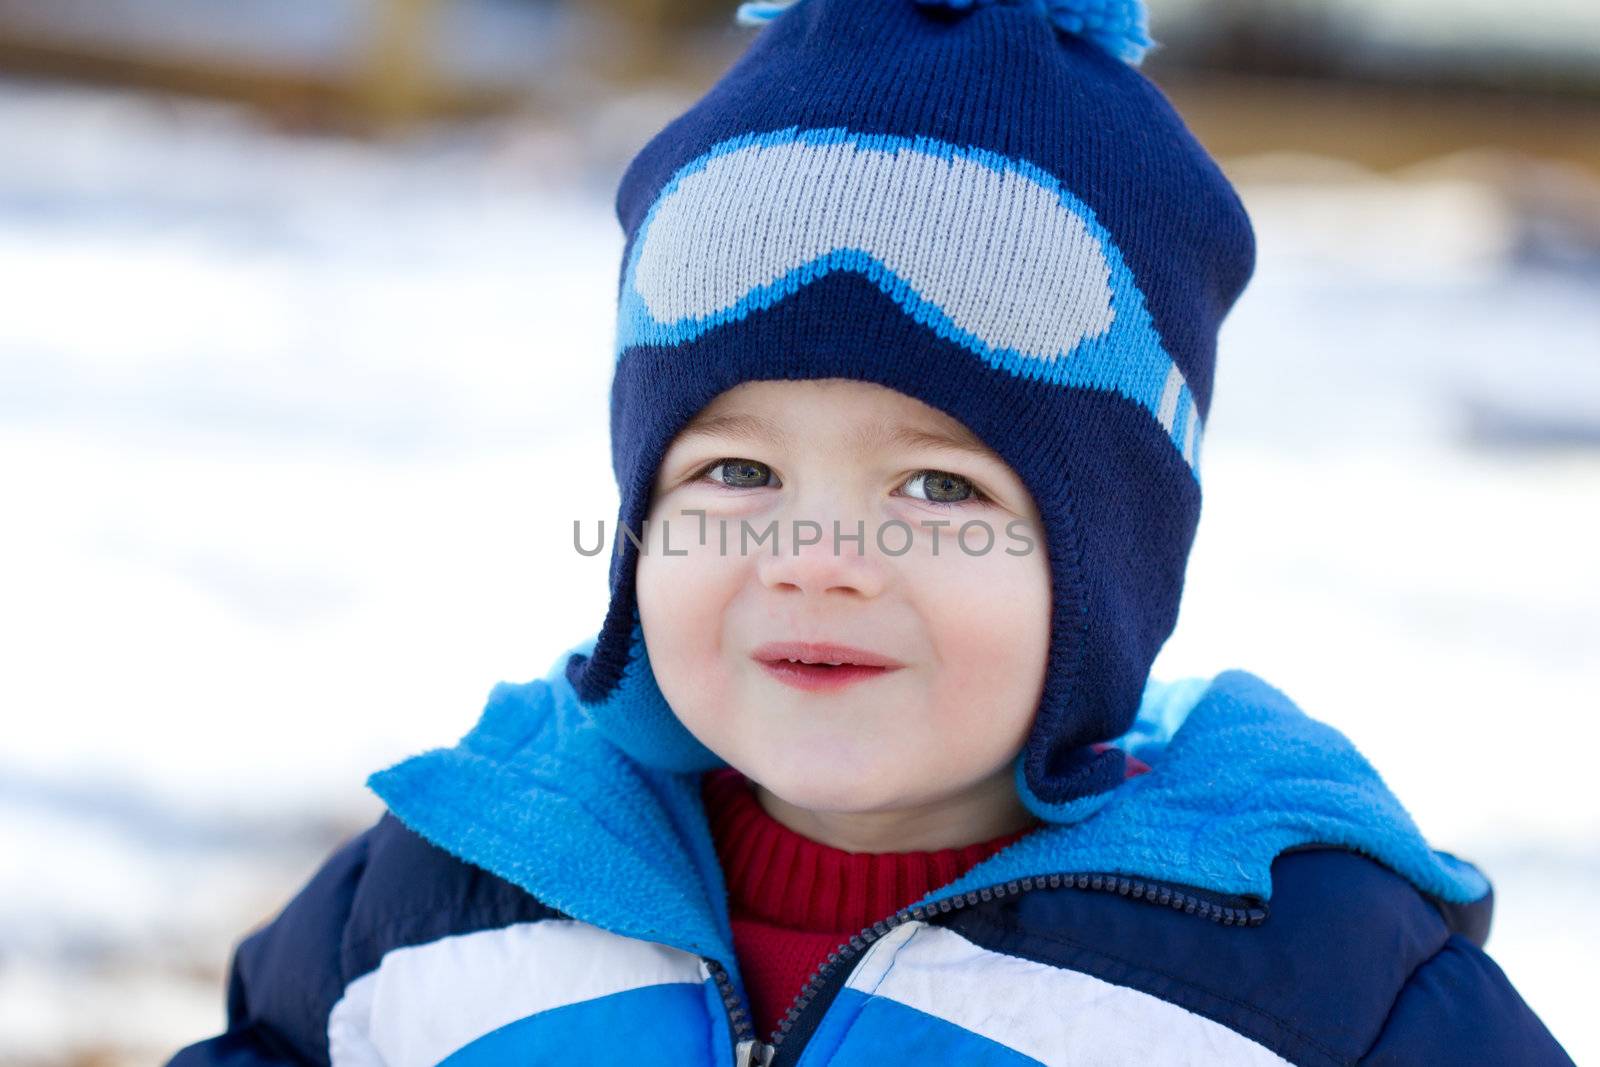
[635,518,754,749]
[910,520,1052,732]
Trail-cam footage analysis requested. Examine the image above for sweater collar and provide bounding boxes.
[702,767,1035,932]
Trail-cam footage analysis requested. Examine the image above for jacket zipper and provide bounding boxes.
[708,870,1267,1067]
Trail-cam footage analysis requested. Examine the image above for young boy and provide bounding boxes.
[170,0,1573,1063]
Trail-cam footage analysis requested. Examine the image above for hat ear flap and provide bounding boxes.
[567,612,727,774]
[1015,742,1127,823]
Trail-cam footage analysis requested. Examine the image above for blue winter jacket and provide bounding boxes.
[169,640,1573,1066]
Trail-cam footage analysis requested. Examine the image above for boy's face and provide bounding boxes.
[636,378,1050,825]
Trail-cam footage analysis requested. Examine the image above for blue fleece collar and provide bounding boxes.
[940,669,1488,912]
[367,638,1488,998]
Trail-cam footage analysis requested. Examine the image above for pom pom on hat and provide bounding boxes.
[736,0,1155,66]
[917,0,1155,65]
[733,1,798,26]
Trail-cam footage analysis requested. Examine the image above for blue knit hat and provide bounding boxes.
[564,0,1256,820]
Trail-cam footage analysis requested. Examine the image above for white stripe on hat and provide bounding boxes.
[630,135,1117,361]
[1157,363,1185,432]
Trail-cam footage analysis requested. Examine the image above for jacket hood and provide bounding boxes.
[367,636,1490,999]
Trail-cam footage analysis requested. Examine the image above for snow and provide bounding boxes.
[0,79,1595,1064]
[1151,0,1600,71]
[0,0,575,89]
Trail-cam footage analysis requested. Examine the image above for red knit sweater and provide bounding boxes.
[700,768,1037,1039]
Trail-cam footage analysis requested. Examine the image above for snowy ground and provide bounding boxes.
[0,79,1595,1065]
[0,0,577,92]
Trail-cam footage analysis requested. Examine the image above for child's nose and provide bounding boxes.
[753,514,889,599]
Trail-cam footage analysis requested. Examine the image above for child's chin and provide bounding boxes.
[749,761,907,816]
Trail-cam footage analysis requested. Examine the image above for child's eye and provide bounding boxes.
[699,458,778,490]
[901,469,987,507]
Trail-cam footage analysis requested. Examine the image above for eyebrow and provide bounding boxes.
[676,412,793,448]
[677,411,1002,462]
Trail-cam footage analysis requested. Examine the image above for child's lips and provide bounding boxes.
[755,659,901,693]
[749,640,905,693]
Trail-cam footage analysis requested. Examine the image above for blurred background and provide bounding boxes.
[0,1,1596,1063]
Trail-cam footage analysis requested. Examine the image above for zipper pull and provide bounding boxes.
[735,1038,775,1067]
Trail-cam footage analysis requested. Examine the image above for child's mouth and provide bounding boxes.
[750,641,905,693]
[759,659,898,692]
